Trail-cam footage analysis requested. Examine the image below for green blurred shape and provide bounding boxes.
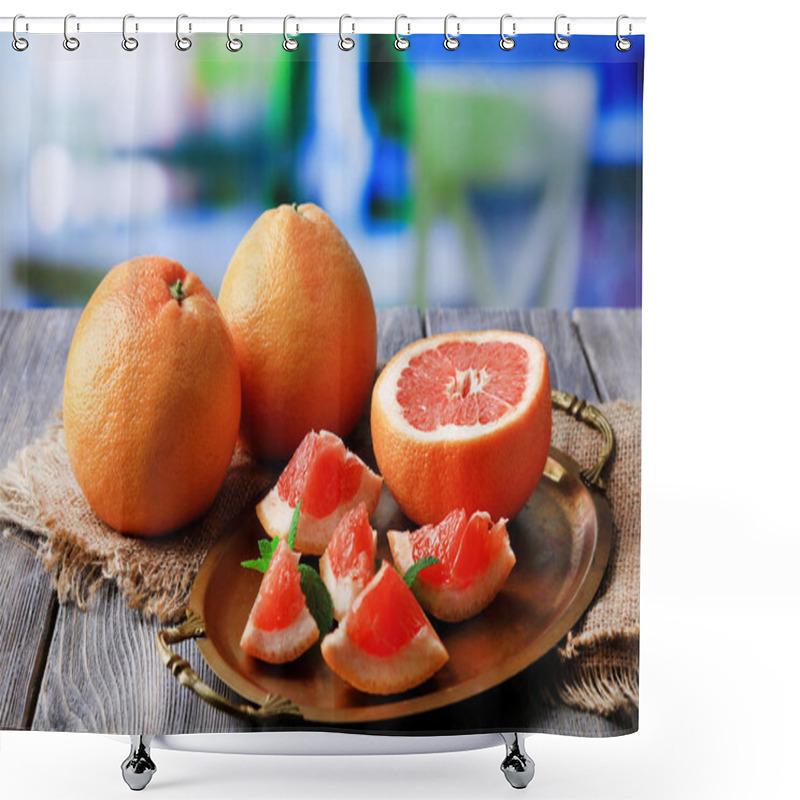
[13,259,105,305]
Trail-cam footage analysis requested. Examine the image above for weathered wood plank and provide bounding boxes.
[573,308,642,401]
[32,583,258,734]
[376,306,423,363]
[526,309,600,401]
[0,309,81,459]
[424,307,527,337]
[0,310,80,729]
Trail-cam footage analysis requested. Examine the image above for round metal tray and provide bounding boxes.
[157,392,613,724]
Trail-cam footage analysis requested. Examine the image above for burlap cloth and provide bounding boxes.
[0,401,640,717]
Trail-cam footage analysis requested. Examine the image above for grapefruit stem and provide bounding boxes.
[170,279,187,304]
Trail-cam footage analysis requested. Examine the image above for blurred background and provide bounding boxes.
[0,33,643,309]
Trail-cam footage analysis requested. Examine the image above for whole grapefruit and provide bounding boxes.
[63,256,241,537]
[371,330,552,525]
[218,203,377,462]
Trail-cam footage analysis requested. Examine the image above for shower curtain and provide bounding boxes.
[0,24,643,738]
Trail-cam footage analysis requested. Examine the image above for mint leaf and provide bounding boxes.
[242,537,279,573]
[403,556,439,589]
[298,564,334,635]
[258,538,275,560]
[287,502,302,551]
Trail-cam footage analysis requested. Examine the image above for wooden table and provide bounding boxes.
[0,307,640,736]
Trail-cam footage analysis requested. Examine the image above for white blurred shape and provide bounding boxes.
[130,159,170,221]
[304,39,372,228]
[29,144,73,235]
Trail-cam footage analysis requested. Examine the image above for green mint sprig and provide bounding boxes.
[241,503,302,572]
[403,556,439,589]
[240,501,333,635]
[298,564,334,635]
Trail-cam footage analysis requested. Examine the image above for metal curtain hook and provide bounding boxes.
[122,14,138,51]
[176,14,192,50]
[444,14,460,50]
[395,14,410,50]
[554,14,570,51]
[63,13,80,51]
[227,14,243,51]
[12,14,29,51]
[499,13,515,50]
[283,15,298,51]
[616,14,632,51]
[339,14,355,51]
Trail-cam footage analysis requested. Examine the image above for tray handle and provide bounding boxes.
[551,390,614,492]
[156,610,301,721]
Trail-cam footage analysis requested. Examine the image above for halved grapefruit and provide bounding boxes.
[256,430,382,555]
[321,562,449,695]
[388,509,516,622]
[240,540,319,663]
[319,502,377,621]
[371,330,551,525]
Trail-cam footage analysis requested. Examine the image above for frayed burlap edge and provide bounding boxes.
[0,419,197,622]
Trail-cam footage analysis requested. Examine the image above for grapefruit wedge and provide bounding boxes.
[257,430,382,555]
[321,562,449,695]
[388,509,516,622]
[240,540,319,663]
[319,502,377,622]
[371,331,551,525]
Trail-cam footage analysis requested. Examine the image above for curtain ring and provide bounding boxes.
[12,14,29,51]
[616,15,632,51]
[554,14,570,51]
[63,13,80,51]
[283,15,298,51]
[444,14,460,50]
[122,14,138,51]
[499,14,515,50]
[226,14,243,51]
[394,15,410,50]
[339,14,355,51]
[176,14,192,51]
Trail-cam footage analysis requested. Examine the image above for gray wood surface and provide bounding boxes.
[0,310,79,730]
[573,308,642,401]
[0,307,640,737]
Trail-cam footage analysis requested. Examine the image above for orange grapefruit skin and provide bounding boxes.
[63,256,241,537]
[218,203,377,462]
[371,331,552,526]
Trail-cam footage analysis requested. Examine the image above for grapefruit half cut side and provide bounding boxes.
[319,502,377,622]
[388,509,516,622]
[371,330,551,525]
[321,562,449,695]
[256,430,382,555]
[240,540,319,663]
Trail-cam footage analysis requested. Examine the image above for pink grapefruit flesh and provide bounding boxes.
[388,509,516,622]
[319,502,377,621]
[321,562,449,695]
[240,540,319,663]
[256,430,382,555]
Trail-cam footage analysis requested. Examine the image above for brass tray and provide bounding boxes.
[157,391,613,723]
